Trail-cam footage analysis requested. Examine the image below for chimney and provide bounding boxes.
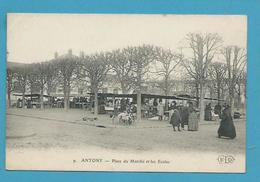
[54,52,58,59]
[68,49,72,56]
[80,51,85,58]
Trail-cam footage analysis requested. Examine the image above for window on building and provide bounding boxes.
[58,88,63,93]
[78,88,83,95]
[102,88,108,93]
[113,88,118,94]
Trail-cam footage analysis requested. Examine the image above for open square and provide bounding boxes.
[6,14,247,172]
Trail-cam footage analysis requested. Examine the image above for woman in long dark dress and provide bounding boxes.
[217,104,236,139]
[181,105,189,130]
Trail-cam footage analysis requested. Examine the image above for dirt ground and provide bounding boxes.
[6,108,246,154]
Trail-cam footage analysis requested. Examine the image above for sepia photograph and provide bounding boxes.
[6,13,247,172]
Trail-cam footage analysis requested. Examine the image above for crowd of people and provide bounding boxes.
[169,101,198,132]
[149,99,237,139]
[81,96,237,140]
[204,103,222,121]
[15,96,91,109]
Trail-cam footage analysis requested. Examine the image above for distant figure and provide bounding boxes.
[126,98,130,105]
[217,104,236,139]
[170,107,181,131]
[214,103,222,116]
[188,102,198,131]
[120,98,126,112]
[114,99,120,116]
[204,103,212,121]
[27,99,32,109]
[17,98,22,108]
[157,101,164,121]
[180,105,189,130]
[169,101,177,110]
[153,99,158,115]
[168,101,177,122]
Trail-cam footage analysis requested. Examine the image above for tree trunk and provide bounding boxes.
[195,83,199,108]
[164,80,169,111]
[46,89,51,108]
[209,87,214,99]
[7,73,12,108]
[64,85,68,110]
[22,91,25,108]
[165,99,169,111]
[94,92,98,116]
[199,83,205,122]
[64,94,67,110]
[237,84,241,110]
[229,96,234,117]
[164,90,169,111]
[217,84,221,104]
[47,86,51,96]
[136,66,142,122]
[228,85,234,116]
[221,88,225,101]
[137,91,142,122]
[7,82,11,108]
[121,82,127,94]
[7,90,11,108]
[40,90,44,109]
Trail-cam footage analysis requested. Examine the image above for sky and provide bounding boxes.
[7,13,247,63]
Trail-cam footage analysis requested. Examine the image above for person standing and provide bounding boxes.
[214,103,221,115]
[120,98,126,112]
[181,104,189,130]
[214,103,222,119]
[153,98,158,115]
[217,104,236,139]
[170,106,181,131]
[168,101,177,123]
[17,98,22,108]
[169,101,177,110]
[188,102,199,131]
[205,103,212,121]
[157,100,164,121]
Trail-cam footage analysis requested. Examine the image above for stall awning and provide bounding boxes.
[13,93,52,98]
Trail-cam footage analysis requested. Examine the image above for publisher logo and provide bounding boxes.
[217,155,235,164]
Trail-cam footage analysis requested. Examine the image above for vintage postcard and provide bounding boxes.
[6,13,247,172]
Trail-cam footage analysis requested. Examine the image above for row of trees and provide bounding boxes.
[182,33,246,121]
[7,61,58,109]
[7,33,246,121]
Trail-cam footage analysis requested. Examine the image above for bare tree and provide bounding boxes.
[182,33,222,122]
[56,52,78,110]
[222,46,247,113]
[80,52,110,116]
[110,49,135,94]
[27,63,41,96]
[128,45,155,121]
[241,70,247,101]
[154,47,183,96]
[208,62,227,102]
[235,70,246,110]
[46,60,59,96]
[27,63,39,94]
[28,61,58,109]
[154,47,183,109]
[15,65,30,108]
[35,62,50,109]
